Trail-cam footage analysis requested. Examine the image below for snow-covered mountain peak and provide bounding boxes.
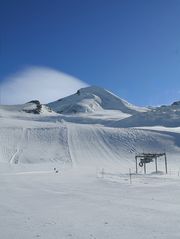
[48,86,148,114]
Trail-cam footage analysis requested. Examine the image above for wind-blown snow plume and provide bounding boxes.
[0,66,88,104]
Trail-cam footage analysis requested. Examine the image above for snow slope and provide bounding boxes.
[1,86,180,239]
[67,123,180,168]
[113,100,180,128]
[0,117,180,169]
[0,86,180,168]
[0,125,71,164]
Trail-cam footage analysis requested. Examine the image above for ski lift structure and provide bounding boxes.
[135,153,168,174]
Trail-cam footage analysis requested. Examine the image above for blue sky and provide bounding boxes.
[1,0,180,105]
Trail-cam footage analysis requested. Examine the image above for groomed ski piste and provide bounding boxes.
[0,86,180,239]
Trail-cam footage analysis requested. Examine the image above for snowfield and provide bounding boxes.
[1,166,180,239]
[0,86,180,238]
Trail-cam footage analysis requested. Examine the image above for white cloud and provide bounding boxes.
[0,66,88,105]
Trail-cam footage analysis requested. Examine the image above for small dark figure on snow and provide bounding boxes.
[54,168,59,173]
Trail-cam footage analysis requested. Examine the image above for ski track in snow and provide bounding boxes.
[0,118,180,169]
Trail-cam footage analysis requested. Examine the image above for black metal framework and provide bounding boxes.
[135,153,167,174]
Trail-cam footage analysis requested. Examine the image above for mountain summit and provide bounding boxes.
[48,86,148,114]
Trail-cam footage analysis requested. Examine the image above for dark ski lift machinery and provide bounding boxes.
[135,153,168,174]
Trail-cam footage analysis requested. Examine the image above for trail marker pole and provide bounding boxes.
[135,156,138,174]
[129,168,132,184]
[155,156,158,173]
[101,168,104,179]
[144,162,146,174]
[165,153,168,174]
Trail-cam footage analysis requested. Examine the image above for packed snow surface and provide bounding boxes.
[1,166,180,239]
